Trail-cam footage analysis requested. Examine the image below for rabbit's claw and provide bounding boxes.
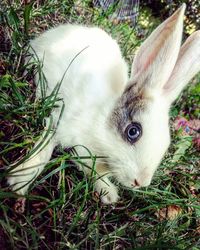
[95,178,119,204]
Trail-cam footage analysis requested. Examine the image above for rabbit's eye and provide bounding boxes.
[125,122,142,143]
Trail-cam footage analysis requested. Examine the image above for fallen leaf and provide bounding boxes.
[155,205,182,221]
[14,197,26,214]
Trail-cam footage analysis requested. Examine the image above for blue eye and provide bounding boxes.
[125,122,142,143]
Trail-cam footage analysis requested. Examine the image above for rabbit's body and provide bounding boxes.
[8,4,200,204]
[31,24,128,149]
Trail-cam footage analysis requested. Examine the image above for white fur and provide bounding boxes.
[8,4,200,203]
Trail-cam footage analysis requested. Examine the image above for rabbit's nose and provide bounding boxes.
[131,179,140,188]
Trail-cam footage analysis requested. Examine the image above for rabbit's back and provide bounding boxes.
[30,24,128,146]
[30,24,128,98]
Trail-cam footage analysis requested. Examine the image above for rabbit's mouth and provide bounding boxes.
[112,170,153,190]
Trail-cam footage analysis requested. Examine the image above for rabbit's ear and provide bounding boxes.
[163,31,200,103]
[131,4,185,90]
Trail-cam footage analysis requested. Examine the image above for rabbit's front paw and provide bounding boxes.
[8,174,29,195]
[7,163,38,195]
[95,179,119,204]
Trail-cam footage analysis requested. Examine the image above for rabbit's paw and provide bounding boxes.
[8,174,30,195]
[95,179,119,204]
[7,164,37,195]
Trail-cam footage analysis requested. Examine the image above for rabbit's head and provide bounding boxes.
[102,4,200,188]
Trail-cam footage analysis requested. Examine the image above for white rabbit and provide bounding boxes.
[8,4,200,204]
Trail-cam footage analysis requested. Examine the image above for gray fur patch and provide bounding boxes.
[109,82,147,142]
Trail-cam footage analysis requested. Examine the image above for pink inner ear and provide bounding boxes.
[138,26,173,74]
[132,5,185,85]
[141,43,162,72]
[163,30,200,100]
[142,52,154,72]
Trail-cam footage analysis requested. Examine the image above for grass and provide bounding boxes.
[0,1,199,249]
